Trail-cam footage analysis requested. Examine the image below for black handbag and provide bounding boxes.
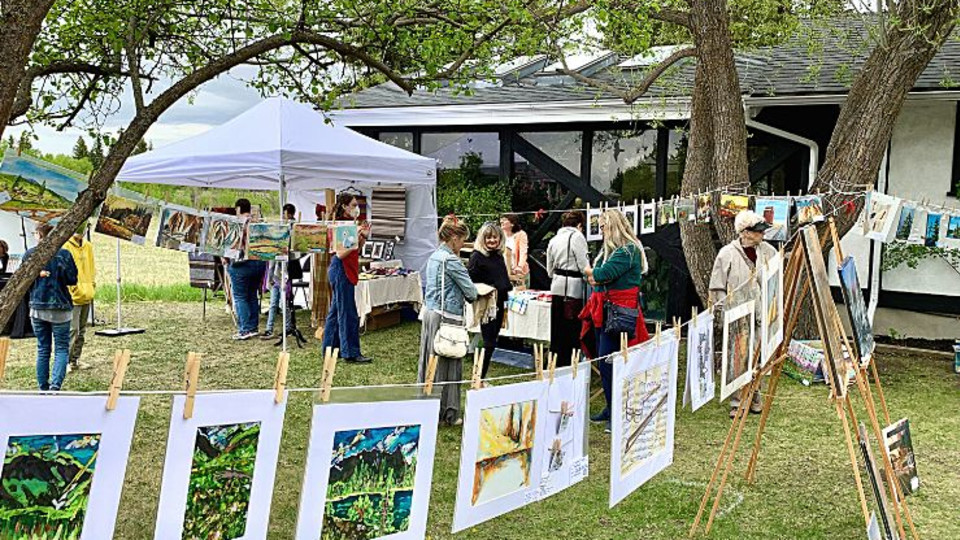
[602,299,639,339]
[557,233,585,319]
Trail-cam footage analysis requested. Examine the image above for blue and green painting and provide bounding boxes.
[246,222,291,261]
[324,425,420,539]
[0,433,101,539]
[0,152,87,223]
[183,422,261,540]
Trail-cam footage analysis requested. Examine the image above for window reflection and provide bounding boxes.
[378,132,413,152]
[591,129,658,200]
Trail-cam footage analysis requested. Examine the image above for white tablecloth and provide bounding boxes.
[466,298,551,342]
[355,273,423,327]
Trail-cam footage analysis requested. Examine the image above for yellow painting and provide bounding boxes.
[472,400,536,505]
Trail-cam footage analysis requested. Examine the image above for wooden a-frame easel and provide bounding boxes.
[689,219,918,539]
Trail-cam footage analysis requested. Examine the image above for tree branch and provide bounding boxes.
[558,46,697,104]
[126,14,145,113]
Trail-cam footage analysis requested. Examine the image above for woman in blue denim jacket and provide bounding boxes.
[25,224,78,391]
[418,216,477,426]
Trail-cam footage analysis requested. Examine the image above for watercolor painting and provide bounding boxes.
[587,207,602,241]
[536,370,589,500]
[839,257,874,367]
[760,254,784,367]
[619,362,670,478]
[657,200,675,226]
[795,195,825,224]
[924,212,942,247]
[246,222,291,261]
[182,422,261,540]
[202,213,247,259]
[864,192,901,241]
[330,222,360,252]
[156,205,205,252]
[696,194,712,223]
[473,401,537,506]
[292,223,327,253]
[94,194,154,244]
[640,202,656,234]
[947,215,960,240]
[883,418,919,497]
[0,433,101,539]
[754,197,790,242]
[0,151,87,223]
[621,204,639,234]
[719,194,750,220]
[896,203,916,241]
[720,301,756,401]
[675,199,696,222]
[323,425,421,539]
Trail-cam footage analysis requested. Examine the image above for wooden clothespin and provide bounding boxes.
[471,348,484,389]
[106,349,130,411]
[691,306,698,325]
[620,332,629,363]
[673,316,682,340]
[0,337,9,388]
[320,347,339,403]
[534,344,544,381]
[655,322,662,346]
[571,350,580,379]
[183,352,201,420]
[547,353,557,384]
[274,351,289,404]
[424,354,439,395]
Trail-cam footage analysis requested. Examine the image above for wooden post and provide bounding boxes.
[183,353,201,420]
[423,355,439,395]
[472,348,484,389]
[274,351,289,404]
[320,347,339,403]
[106,349,130,411]
[0,337,9,388]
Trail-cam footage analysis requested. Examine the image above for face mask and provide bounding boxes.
[349,206,360,219]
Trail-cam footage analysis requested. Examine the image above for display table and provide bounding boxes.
[355,272,423,328]
[466,290,552,342]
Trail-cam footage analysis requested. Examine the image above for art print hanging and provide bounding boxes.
[683,311,715,412]
[754,197,790,242]
[795,195,825,224]
[95,193,154,245]
[155,391,287,540]
[760,252,785,367]
[296,399,440,540]
[610,336,679,508]
[640,202,656,234]
[534,368,590,501]
[696,194,712,223]
[246,221,291,261]
[0,396,139,540]
[864,192,901,242]
[202,212,247,259]
[838,256,875,367]
[156,204,206,253]
[719,194,750,220]
[621,204,639,235]
[0,150,88,223]
[586,207,603,242]
[291,223,327,253]
[675,198,696,222]
[720,300,756,401]
[924,212,943,247]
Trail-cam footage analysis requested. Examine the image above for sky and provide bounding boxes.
[5,66,266,155]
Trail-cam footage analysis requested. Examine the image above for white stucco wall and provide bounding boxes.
[882,100,960,297]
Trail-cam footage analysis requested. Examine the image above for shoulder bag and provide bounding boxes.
[433,257,470,358]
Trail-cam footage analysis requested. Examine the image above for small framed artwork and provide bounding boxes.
[360,241,375,258]
[371,241,385,260]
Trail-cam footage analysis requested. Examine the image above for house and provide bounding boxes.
[333,17,960,340]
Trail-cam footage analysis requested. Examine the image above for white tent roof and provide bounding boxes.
[117,97,436,190]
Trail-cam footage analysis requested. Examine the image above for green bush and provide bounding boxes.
[436,152,512,236]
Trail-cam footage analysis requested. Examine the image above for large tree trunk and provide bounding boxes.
[0,1,55,135]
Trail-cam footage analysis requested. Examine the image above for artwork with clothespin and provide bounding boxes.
[0,394,139,539]
[452,379,550,532]
[720,298,756,401]
[640,201,656,234]
[294,398,441,540]
[683,310,716,412]
[621,203,639,235]
[696,193,712,223]
[760,252,785,368]
[156,203,207,253]
[610,333,679,508]
[155,390,288,540]
[586,204,603,241]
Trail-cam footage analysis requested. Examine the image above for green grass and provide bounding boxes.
[2,301,958,539]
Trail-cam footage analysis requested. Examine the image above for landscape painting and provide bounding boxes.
[795,195,825,224]
[657,199,676,226]
[0,151,87,223]
[0,433,101,539]
[641,202,656,234]
[473,400,537,505]
[183,422,261,540]
[675,199,696,222]
[760,254,784,367]
[721,301,756,401]
[883,418,919,497]
[754,198,790,242]
[94,194,154,244]
[718,194,750,220]
[202,213,247,259]
[156,205,205,252]
[924,212,942,247]
[895,203,916,241]
[948,215,960,240]
[246,222,291,261]
[323,425,421,539]
[292,223,328,253]
[839,256,874,367]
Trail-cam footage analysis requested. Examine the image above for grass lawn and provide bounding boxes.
[2,298,958,539]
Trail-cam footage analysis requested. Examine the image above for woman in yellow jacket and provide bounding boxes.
[65,222,95,370]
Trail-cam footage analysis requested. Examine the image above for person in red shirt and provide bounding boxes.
[321,192,372,363]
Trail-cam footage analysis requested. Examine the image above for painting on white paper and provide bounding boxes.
[535,367,590,500]
[452,380,548,532]
[760,253,784,368]
[155,391,287,540]
[683,311,715,412]
[621,204,639,235]
[640,202,656,234]
[864,192,901,242]
[610,336,679,508]
[586,207,603,241]
[0,396,139,540]
[295,399,440,540]
[720,300,756,401]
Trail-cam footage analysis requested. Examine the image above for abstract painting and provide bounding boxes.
[246,222,291,261]
[720,300,756,401]
[0,395,139,540]
[718,194,750,220]
[156,204,206,252]
[657,199,676,226]
[864,192,901,242]
[924,212,942,248]
[882,418,919,497]
[621,204,639,235]
[0,151,87,223]
[675,199,696,222]
[453,380,546,532]
[94,194,154,245]
[641,202,656,234]
[610,336,678,507]
[795,195,825,224]
[296,399,439,540]
[696,194,712,223]
[202,213,247,259]
[155,391,286,540]
[535,368,590,500]
[754,197,790,242]
[839,256,875,368]
[292,223,328,253]
[684,311,715,412]
[586,207,602,241]
[760,253,784,367]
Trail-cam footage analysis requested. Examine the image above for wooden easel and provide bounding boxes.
[690,222,918,539]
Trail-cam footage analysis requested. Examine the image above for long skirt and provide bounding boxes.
[418,310,462,424]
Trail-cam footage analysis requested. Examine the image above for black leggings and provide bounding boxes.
[550,295,581,368]
[479,307,505,378]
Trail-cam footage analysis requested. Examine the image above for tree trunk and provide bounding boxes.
[0,1,56,135]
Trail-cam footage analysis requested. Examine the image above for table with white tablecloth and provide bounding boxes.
[355,272,423,327]
[466,292,552,342]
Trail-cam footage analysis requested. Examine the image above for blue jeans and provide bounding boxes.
[265,283,281,333]
[228,261,266,334]
[595,328,620,413]
[322,256,360,358]
[33,318,71,391]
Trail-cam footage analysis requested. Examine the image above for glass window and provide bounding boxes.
[666,129,687,197]
[591,129,658,200]
[518,131,582,175]
[422,132,500,173]
[378,132,413,152]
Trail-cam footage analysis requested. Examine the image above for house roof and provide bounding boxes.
[341,16,960,115]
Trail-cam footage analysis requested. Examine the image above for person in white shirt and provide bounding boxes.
[546,211,590,367]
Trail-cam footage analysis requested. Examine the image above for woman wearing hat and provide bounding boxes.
[709,210,778,418]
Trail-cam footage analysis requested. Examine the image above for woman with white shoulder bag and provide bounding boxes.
[418,215,478,426]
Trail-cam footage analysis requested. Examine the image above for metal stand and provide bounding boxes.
[95,237,144,337]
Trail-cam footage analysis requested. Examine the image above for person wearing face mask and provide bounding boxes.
[467,221,510,379]
[322,192,372,364]
[709,210,777,418]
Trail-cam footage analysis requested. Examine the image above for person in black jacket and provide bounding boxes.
[467,222,511,378]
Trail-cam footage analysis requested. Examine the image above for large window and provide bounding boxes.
[666,129,687,197]
[422,132,500,173]
[591,129,658,200]
[518,131,582,175]
[378,132,414,152]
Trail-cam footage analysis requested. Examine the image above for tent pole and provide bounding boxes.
[280,174,287,352]
[115,238,122,330]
